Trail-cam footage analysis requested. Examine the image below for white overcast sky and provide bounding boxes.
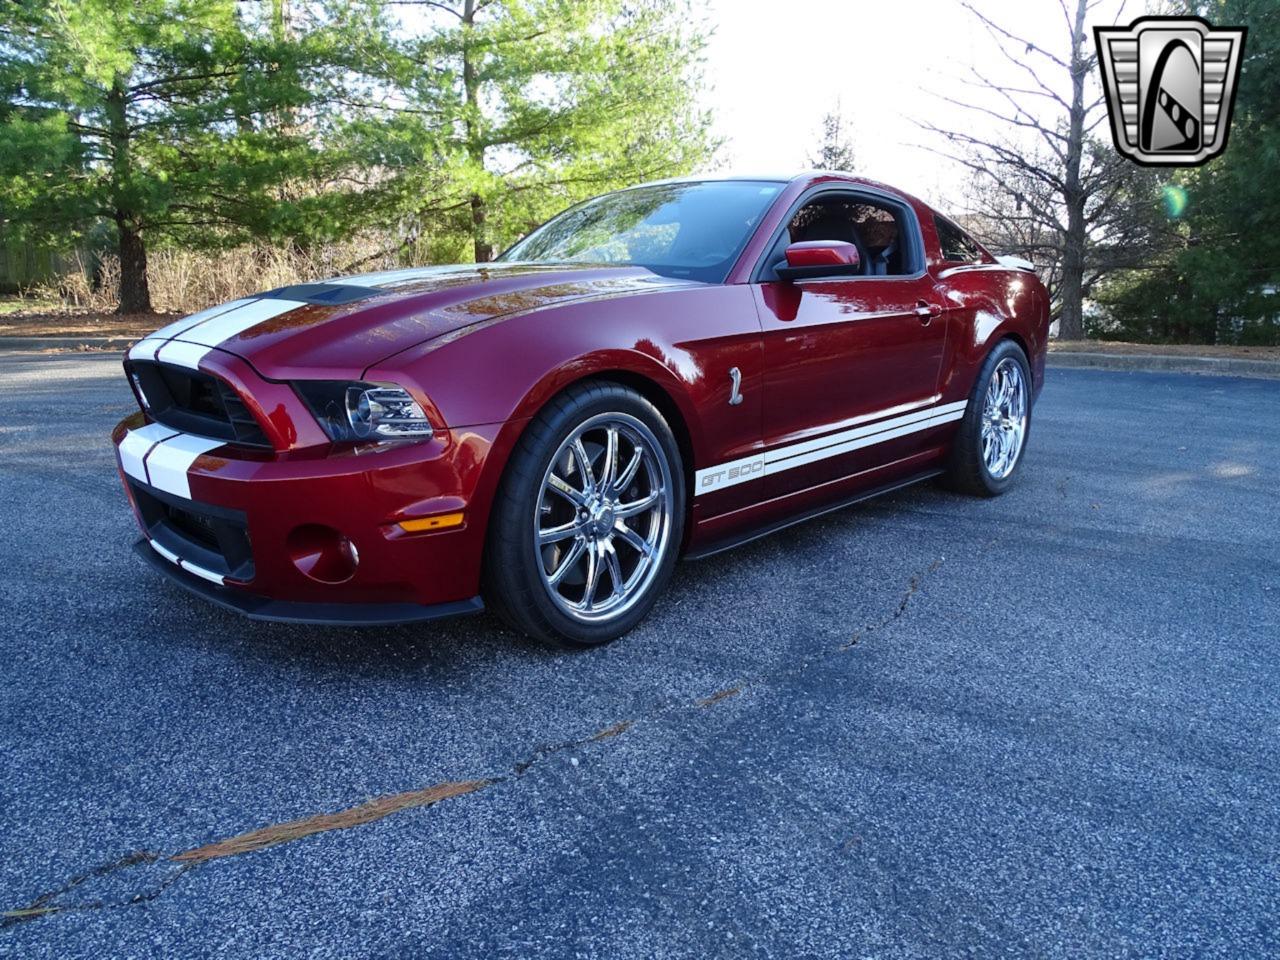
[696,0,1137,208]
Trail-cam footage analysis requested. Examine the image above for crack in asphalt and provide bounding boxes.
[842,558,945,650]
[172,780,492,864]
[3,560,943,927]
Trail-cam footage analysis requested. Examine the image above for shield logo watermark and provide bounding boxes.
[1095,16,1247,167]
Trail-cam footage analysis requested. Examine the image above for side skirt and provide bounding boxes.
[683,468,944,561]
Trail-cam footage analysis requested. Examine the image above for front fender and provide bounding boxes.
[366,285,764,469]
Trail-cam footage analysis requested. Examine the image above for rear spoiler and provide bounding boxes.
[996,255,1036,273]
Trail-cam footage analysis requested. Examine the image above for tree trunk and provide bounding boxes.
[106,74,153,314]
[1058,232,1085,340]
[461,0,491,263]
[1057,0,1090,341]
[470,194,492,262]
[116,217,152,314]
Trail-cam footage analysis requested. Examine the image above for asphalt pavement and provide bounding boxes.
[1,354,1277,958]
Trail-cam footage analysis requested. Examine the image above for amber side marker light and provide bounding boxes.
[398,512,465,533]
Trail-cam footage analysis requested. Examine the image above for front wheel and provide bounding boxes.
[945,340,1032,497]
[484,381,685,646]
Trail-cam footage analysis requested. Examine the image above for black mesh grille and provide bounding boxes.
[127,360,271,448]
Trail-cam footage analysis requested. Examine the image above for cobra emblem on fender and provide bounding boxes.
[728,366,744,407]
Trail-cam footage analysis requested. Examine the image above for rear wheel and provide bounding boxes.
[484,381,684,646]
[945,340,1032,497]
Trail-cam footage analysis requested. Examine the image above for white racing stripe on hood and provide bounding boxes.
[128,297,306,368]
[321,265,475,288]
[174,297,308,348]
[152,339,212,371]
[128,298,256,363]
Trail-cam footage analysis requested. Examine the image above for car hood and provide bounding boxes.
[135,263,695,381]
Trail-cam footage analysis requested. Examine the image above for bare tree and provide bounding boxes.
[920,0,1159,339]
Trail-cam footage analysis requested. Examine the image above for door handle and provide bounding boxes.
[914,301,943,324]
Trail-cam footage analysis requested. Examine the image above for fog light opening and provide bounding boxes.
[287,524,359,584]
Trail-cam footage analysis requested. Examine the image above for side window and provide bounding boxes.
[934,215,986,264]
[763,194,916,279]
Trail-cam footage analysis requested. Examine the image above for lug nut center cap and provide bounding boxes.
[586,501,614,538]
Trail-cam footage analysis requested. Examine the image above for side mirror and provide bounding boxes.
[776,241,861,281]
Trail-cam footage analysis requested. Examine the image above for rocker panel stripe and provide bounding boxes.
[695,400,967,494]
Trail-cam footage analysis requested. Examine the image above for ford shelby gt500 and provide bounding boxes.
[113,173,1049,645]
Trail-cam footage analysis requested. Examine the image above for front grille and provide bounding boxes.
[129,479,254,581]
[127,360,271,449]
[166,502,222,552]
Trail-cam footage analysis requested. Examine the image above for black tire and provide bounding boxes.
[944,339,1033,497]
[483,380,686,647]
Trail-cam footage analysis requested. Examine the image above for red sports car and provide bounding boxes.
[113,173,1049,645]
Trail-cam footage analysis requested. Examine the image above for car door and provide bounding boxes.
[752,190,950,499]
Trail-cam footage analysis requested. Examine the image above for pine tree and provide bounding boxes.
[808,105,857,172]
[0,0,388,312]
[380,0,717,263]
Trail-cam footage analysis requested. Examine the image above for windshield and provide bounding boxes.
[498,180,784,283]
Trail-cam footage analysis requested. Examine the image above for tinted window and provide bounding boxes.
[499,181,783,283]
[934,215,986,263]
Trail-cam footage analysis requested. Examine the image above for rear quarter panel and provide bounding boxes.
[933,264,1051,404]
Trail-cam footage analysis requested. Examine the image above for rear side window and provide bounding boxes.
[934,215,986,263]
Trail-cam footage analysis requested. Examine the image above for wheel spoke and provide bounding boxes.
[613,445,644,495]
[616,489,660,518]
[547,473,586,507]
[539,520,579,544]
[582,541,603,609]
[548,538,586,587]
[603,541,624,599]
[571,438,596,495]
[613,522,653,558]
[600,426,619,490]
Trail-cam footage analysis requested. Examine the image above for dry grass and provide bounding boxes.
[39,238,403,316]
[1,238,406,339]
[1050,339,1280,362]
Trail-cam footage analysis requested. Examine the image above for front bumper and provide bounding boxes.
[132,540,483,625]
[113,407,506,618]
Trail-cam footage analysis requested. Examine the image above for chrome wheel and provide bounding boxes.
[981,357,1028,480]
[534,413,674,624]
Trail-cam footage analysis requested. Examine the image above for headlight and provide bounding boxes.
[293,381,433,442]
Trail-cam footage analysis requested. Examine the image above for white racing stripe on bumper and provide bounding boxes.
[120,423,225,498]
[144,432,227,499]
[695,400,968,494]
[118,422,180,485]
[148,539,227,586]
